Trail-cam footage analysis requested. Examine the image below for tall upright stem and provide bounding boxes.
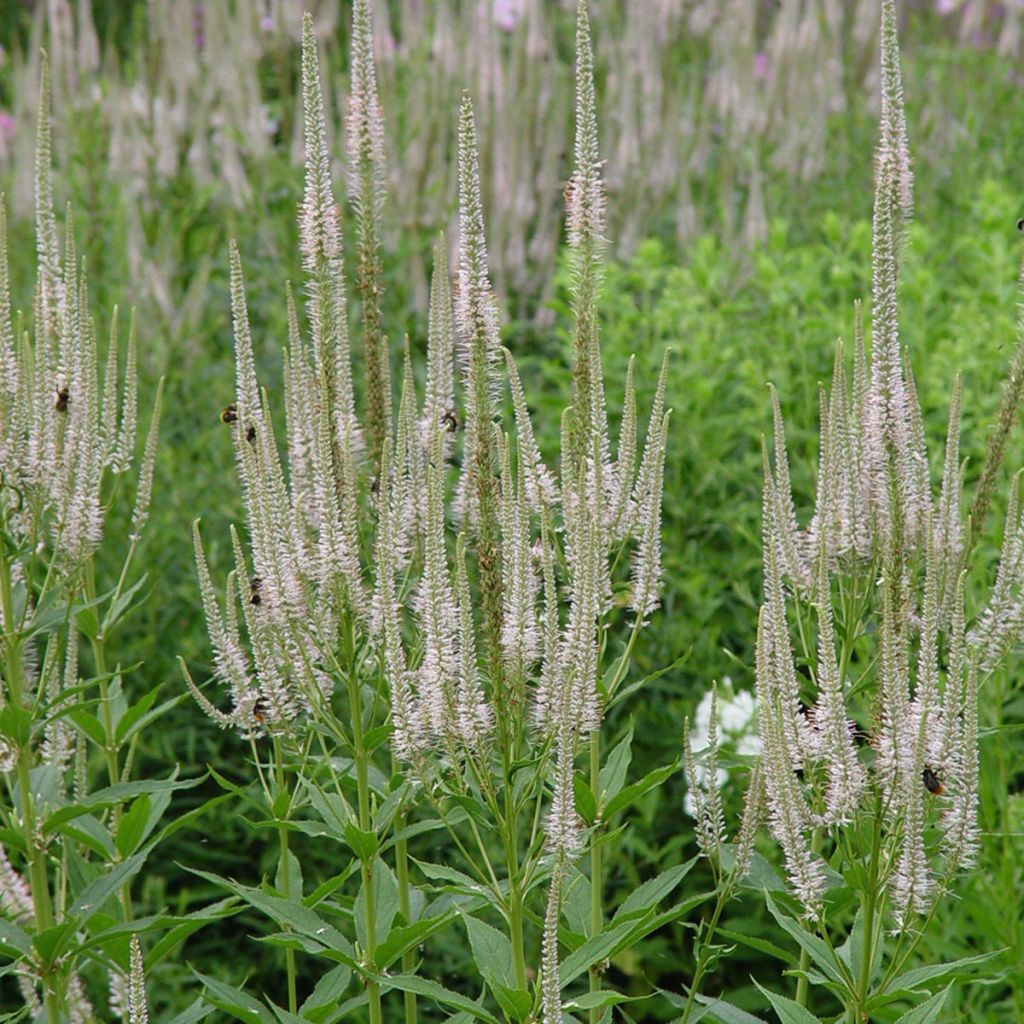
[272,736,298,1014]
[395,827,417,1024]
[588,732,602,1022]
[349,668,383,1024]
[1,551,61,1022]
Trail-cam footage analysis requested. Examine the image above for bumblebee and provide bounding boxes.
[246,424,257,444]
[249,575,263,606]
[221,403,238,424]
[253,696,269,724]
[55,385,69,413]
[922,766,944,796]
[441,407,461,433]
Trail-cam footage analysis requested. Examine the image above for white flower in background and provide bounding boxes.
[684,678,760,818]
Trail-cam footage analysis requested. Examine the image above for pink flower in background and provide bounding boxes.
[494,0,525,32]
[0,110,15,159]
[754,51,770,81]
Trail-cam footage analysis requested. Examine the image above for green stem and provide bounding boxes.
[677,886,731,1024]
[855,812,883,1022]
[589,732,602,1022]
[273,736,299,1015]
[349,670,383,1024]
[795,829,823,1009]
[503,771,527,993]
[1,553,61,1022]
[395,827,417,1024]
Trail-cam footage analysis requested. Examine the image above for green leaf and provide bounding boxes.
[463,914,515,989]
[355,858,398,952]
[614,859,696,921]
[0,920,32,957]
[342,823,378,862]
[893,985,951,1024]
[598,727,633,805]
[605,760,680,819]
[574,774,597,825]
[115,795,152,858]
[764,891,847,990]
[44,776,198,832]
[715,928,792,964]
[376,912,455,970]
[374,974,499,1023]
[301,963,353,1016]
[275,848,303,900]
[566,990,643,1011]
[752,981,823,1024]
[0,704,32,746]
[68,707,107,746]
[491,982,532,1022]
[878,949,1006,1000]
[195,971,274,1023]
[69,852,147,928]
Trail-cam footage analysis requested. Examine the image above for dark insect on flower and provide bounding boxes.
[370,476,380,496]
[442,407,461,432]
[246,424,257,444]
[54,385,69,413]
[249,575,262,606]
[1017,217,1024,233]
[253,695,269,724]
[221,403,238,424]
[922,766,944,796]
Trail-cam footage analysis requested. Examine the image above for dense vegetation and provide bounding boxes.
[1,2,1022,1022]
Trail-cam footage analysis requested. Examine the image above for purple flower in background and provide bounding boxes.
[754,51,770,81]
[0,110,14,158]
[494,0,525,32]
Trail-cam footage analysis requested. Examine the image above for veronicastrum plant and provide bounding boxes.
[182,3,677,1022]
[682,3,1022,1022]
[0,53,177,1024]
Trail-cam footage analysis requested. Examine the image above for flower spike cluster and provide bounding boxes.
[186,11,670,1023]
[715,0,1014,930]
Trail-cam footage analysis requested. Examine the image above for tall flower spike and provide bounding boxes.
[423,239,455,442]
[503,348,558,514]
[129,378,163,543]
[348,0,390,470]
[867,0,915,558]
[417,421,459,741]
[630,409,670,625]
[811,536,865,824]
[566,0,609,482]
[454,534,492,749]
[374,440,420,761]
[35,51,63,347]
[0,200,18,452]
[755,609,825,917]
[879,0,913,223]
[608,355,637,541]
[127,936,149,1024]
[970,257,1024,540]
[768,384,810,590]
[943,660,979,872]
[500,441,540,682]
[456,92,504,679]
[541,855,567,1024]
[112,309,137,475]
[300,13,359,458]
